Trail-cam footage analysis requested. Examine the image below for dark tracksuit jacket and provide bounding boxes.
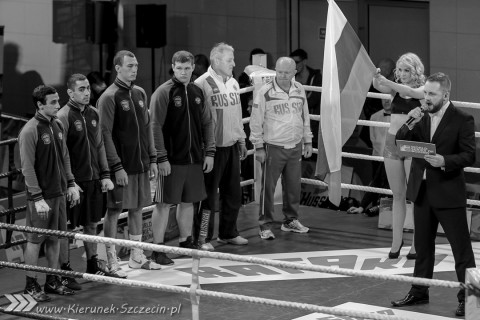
[57,99,110,182]
[18,112,75,201]
[97,78,156,174]
[150,76,215,165]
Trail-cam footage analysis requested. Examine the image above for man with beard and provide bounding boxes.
[392,73,476,317]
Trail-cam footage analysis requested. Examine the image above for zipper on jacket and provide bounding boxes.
[50,124,64,192]
[82,112,94,180]
[130,91,143,168]
[185,86,193,164]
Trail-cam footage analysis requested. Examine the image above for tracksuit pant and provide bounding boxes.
[193,144,241,241]
[259,143,301,229]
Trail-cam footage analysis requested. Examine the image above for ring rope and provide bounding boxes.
[0,138,19,146]
[0,238,28,250]
[0,261,416,320]
[0,168,23,179]
[301,178,393,196]
[0,223,462,290]
[340,151,385,162]
[301,177,480,206]
[310,116,480,138]
[342,151,480,173]
[240,179,254,187]
[238,86,254,95]
[305,85,480,110]
[1,113,28,122]
[357,119,390,128]
[312,148,480,172]
[0,205,27,218]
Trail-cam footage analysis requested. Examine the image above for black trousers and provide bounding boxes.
[193,144,241,241]
[409,182,476,302]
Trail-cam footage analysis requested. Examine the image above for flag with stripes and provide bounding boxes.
[316,0,376,206]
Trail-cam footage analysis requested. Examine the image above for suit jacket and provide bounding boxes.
[395,102,475,208]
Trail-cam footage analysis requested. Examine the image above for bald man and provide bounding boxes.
[250,57,313,240]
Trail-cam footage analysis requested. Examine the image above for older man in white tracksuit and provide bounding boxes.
[250,57,313,240]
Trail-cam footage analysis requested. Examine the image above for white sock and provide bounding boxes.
[129,234,143,257]
[105,244,116,266]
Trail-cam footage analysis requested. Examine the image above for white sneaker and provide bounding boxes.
[217,236,248,245]
[106,250,127,278]
[198,241,215,251]
[129,251,162,270]
[107,261,128,278]
[281,219,309,233]
[259,229,275,240]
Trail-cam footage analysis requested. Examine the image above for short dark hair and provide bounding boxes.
[86,71,105,86]
[32,85,57,109]
[113,50,135,67]
[172,51,194,65]
[194,54,210,68]
[67,73,87,90]
[289,48,308,60]
[427,72,451,93]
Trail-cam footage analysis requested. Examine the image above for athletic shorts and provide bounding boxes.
[107,172,152,210]
[26,195,67,243]
[153,164,206,205]
[383,132,406,160]
[67,180,105,227]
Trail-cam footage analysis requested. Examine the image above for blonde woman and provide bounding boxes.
[373,52,425,259]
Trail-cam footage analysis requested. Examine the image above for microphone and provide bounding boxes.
[405,105,427,126]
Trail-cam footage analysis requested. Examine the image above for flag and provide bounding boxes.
[316,0,376,206]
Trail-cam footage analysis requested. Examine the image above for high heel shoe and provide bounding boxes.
[388,240,404,259]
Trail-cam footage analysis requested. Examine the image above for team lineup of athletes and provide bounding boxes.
[17,42,475,317]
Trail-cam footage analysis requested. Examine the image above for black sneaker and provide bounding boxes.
[24,277,51,302]
[86,254,122,278]
[44,275,75,296]
[179,236,198,249]
[61,262,82,290]
[151,251,174,266]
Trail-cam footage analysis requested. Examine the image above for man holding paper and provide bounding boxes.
[392,72,476,317]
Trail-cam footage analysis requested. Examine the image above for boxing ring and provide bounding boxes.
[1,86,480,320]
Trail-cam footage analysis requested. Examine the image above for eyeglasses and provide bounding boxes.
[293,59,303,64]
